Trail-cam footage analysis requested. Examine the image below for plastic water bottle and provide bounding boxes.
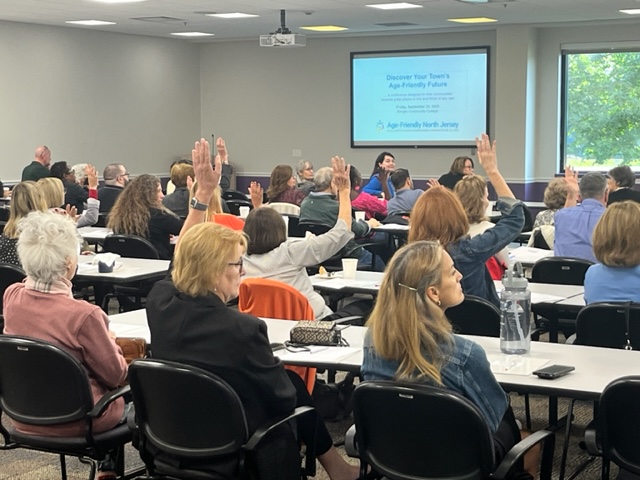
[500,261,532,355]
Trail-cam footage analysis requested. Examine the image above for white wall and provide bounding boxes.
[0,20,201,182]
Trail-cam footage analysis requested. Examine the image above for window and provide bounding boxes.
[560,49,640,172]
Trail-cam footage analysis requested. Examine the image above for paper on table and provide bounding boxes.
[277,347,360,364]
[76,262,123,274]
[488,354,550,376]
[530,292,565,304]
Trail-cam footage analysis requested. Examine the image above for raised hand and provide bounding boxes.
[215,137,228,166]
[331,156,351,191]
[191,138,220,202]
[427,178,441,189]
[248,181,264,208]
[85,164,98,190]
[564,165,579,195]
[475,133,498,173]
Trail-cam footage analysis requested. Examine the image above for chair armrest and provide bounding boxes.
[334,316,364,326]
[492,429,555,480]
[583,422,600,456]
[88,385,131,418]
[244,406,316,477]
[344,424,358,457]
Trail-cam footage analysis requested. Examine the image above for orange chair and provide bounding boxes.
[239,278,317,393]
[211,213,245,231]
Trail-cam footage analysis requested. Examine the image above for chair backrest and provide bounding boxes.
[531,256,593,285]
[128,359,248,459]
[226,199,253,216]
[212,213,245,231]
[521,204,534,232]
[269,203,300,216]
[353,381,494,480]
[0,263,26,315]
[239,278,314,321]
[446,295,501,337]
[575,302,640,350]
[0,335,93,426]
[221,189,248,201]
[285,215,303,238]
[103,234,160,259]
[95,213,108,228]
[600,376,640,475]
[297,221,332,237]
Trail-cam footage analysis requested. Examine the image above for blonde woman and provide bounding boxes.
[0,181,48,266]
[37,177,65,209]
[108,174,183,259]
[362,241,535,477]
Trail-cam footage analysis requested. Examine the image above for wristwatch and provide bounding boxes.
[189,197,208,211]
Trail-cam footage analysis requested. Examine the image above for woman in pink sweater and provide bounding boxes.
[3,210,128,479]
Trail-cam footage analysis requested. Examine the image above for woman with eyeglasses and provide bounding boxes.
[295,159,315,195]
[438,155,475,190]
[146,138,360,480]
[362,240,537,478]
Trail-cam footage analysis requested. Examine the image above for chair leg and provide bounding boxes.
[59,454,67,480]
[559,399,576,480]
[524,394,532,430]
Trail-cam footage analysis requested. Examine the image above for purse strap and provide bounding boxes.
[624,301,633,351]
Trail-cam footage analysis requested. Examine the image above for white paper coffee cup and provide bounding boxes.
[239,206,250,218]
[354,211,366,222]
[341,258,358,279]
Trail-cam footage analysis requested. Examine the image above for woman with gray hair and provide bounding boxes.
[295,159,315,194]
[3,210,128,479]
[607,165,640,205]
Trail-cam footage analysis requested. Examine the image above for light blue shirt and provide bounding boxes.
[387,188,424,215]
[584,264,640,304]
[554,199,605,263]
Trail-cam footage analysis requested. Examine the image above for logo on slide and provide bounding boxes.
[376,121,384,131]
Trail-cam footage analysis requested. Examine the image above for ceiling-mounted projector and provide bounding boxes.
[259,10,306,47]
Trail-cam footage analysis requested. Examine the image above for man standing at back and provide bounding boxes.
[554,170,608,263]
[98,163,129,213]
[22,145,52,181]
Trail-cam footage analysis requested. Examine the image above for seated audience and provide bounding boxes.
[584,201,640,303]
[3,210,128,478]
[107,174,183,260]
[438,156,474,190]
[71,163,89,186]
[350,166,387,220]
[37,177,65,209]
[409,135,524,307]
[21,145,51,182]
[146,138,360,480]
[162,162,194,217]
[534,178,568,228]
[192,181,245,231]
[98,163,129,213]
[554,170,607,263]
[300,167,383,271]
[607,165,640,205]
[362,152,394,198]
[295,159,315,195]
[266,165,306,206]
[244,157,368,319]
[165,159,192,195]
[0,181,48,266]
[50,161,89,213]
[387,168,423,215]
[454,174,509,280]
[362,241,537,478]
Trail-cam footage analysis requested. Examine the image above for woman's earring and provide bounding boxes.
[437,300,441,306]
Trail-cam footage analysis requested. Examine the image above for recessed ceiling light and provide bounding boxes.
[65,20,116,26]
[620,8,640,14]
[366,3,423,10]
[170,32,214,37]
[205,13,259,19]
[448,17,498,23]
[300,25,349,32]
[88,0,148,3]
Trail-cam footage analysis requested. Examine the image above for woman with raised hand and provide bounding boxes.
[107,174,183,260]
[361,151,395,198]
[409,134,524,307]
[362,241,537,478]
[146,138,361,480]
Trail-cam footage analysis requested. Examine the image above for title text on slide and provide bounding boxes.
[387,73,449,90]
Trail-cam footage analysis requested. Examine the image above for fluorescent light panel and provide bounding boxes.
[620,8,640,14]
[66,20,116,25]
[206,13,259,19]
[300,25,348,32]
[448,17,497,23]
[88,0,148,3]
[366,3,423,10]
[171,32,214,37]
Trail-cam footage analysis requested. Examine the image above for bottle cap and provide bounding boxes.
[502,261,528,289]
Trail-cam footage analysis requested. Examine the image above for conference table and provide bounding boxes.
[109,309,640,403]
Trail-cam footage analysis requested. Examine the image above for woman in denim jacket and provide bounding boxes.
[409,134,524,308]
[362,241,536,478]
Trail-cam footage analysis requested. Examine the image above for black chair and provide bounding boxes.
[575,302,640,350]
[446,295,501,337]
[0,263,26,331]
[284,214,304,238]
[515,205,534,245]
[222,189,249,201]
[95,213,109,228]
[530,256,594,341]
[128,358,316,480]
[226,199,254,216]
[0,335,138,480]
[101,235,160,312]
[348,381,554,480]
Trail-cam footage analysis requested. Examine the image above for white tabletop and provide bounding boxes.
[78,226,113,241]
[373,223,409,232]
[508,246,554,267]
[493,280,583,305]
[109,309,640,400]
[76,255,170,282]
[309,271,384,293]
